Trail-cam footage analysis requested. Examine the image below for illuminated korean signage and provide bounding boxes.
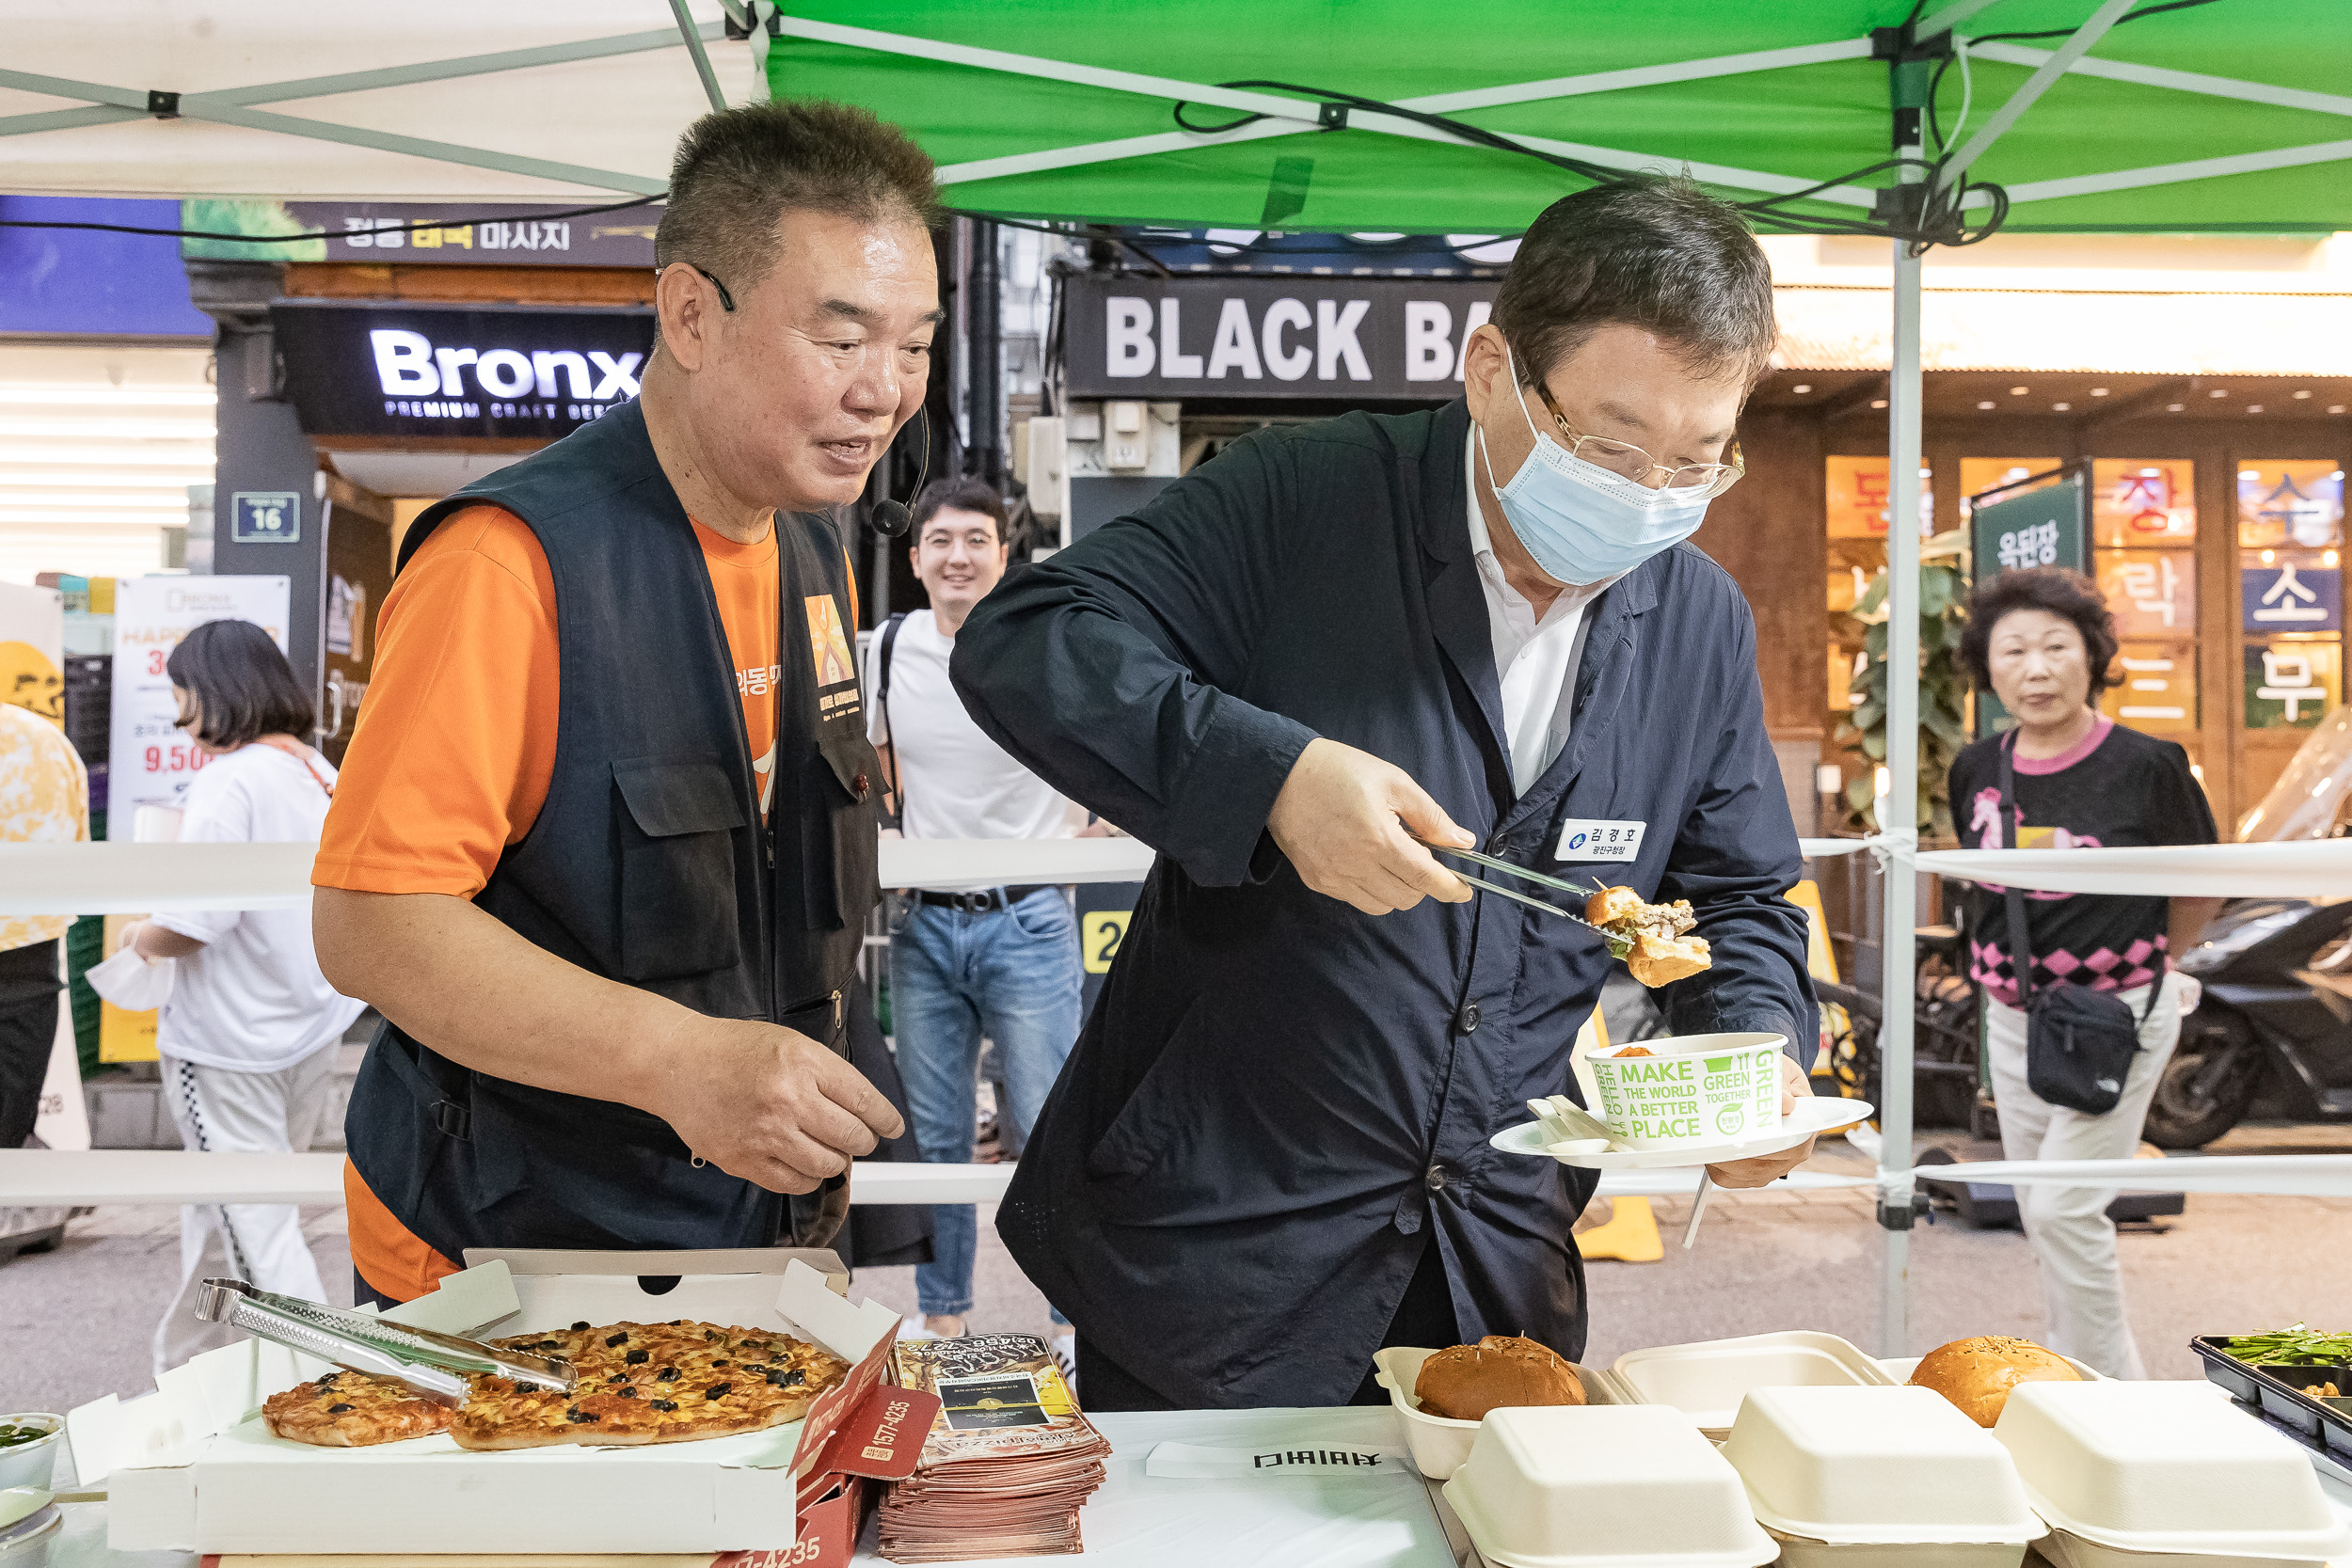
[284,201,660,268]
[2245,641,2341,729]
[2098,549,2196,638]
[2092,460,2196,546]
[2242,556,2343,635]
[2102,642,2196,734]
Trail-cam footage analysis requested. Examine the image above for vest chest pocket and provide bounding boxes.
[800,722,882,933]
[612,759,747,982]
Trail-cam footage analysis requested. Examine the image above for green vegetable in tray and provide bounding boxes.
[2224,1324,2352,1366]
[0,1423,50,1449]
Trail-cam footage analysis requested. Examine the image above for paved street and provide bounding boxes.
[6,1122,2349,1416]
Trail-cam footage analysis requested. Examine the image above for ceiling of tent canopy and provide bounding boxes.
[758,0,2351,235]
[0,1,2341,238]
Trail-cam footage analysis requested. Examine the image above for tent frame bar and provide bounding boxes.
[1940,0,2138,189]
[2004,137,2352,204]
[0,18,738,197]
[1969,40,2352,119]
[1913,0,2011,43]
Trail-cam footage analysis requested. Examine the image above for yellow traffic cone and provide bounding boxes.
[1574,1197,1664,1263]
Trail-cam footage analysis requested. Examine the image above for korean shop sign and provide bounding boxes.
[286,202,660,267]
[2242,557,2342,635]
[1972,470,2088,578]
[2245,641,2342,729]
[1064,274,1498,400]
[2099,550,2196,638]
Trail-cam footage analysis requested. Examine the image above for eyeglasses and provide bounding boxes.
[1532,379,1745,499]
[682,263,735,312]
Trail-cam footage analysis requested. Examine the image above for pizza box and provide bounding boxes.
[72,1250,937,1560]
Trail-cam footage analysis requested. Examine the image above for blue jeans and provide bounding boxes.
[891,889,1082,1322]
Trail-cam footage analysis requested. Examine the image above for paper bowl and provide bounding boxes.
[1585,1033,1785,1148]
[0,1420,61,1495]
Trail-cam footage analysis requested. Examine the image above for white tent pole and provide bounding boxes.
[1879,237,1922,1358]
[1874,27,1934,1353]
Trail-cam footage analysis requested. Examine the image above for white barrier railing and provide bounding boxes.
[0,837,1161,918]
[8,1147,2348,1211]
[1803,832,2352,899]
[11,832,2337,920]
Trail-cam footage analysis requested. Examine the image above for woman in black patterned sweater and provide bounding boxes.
[1948,566,2219,1379]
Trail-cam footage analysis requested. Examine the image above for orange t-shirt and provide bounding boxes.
[315,503,787,1302]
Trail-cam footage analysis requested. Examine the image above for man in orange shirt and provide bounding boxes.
[312,100,934,1305]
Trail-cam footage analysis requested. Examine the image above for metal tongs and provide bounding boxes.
[1421,841,1631,958]
[195,1277,576,1405]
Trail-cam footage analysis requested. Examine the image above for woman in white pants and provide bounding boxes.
[117,619,363,1377]
[1947,567,2220,1379]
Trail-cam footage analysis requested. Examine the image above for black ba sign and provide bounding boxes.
[272,301,657,440]
[1064,274,1499,401]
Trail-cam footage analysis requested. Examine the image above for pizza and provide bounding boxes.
[262,1368,453,1448]
[450,1318,850,1450]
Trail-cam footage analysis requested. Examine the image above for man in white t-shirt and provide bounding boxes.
[866,478,1084,1365]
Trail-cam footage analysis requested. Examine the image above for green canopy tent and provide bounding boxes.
[749,0,2352,1354]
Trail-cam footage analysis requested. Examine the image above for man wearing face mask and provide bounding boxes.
[951,176,1819,1410]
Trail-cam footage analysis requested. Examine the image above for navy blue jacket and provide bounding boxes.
[953,399,1814,1407]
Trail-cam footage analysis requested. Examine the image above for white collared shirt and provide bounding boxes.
[1465,433,1615,797]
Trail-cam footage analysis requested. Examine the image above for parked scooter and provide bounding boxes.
[2147,709,2352,1148]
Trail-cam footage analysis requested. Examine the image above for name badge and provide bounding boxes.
[1556,818,1646,863]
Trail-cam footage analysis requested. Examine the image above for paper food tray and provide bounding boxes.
[1371,1346,1633,1481]
[1613,1332,1897,1436]
[75,1249,899,1556]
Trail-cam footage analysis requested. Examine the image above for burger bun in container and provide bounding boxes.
[1415,1336,1586,1422]
[1910,1336,2081,1427]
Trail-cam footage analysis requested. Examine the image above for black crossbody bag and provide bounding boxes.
[1998,732,2159,1116]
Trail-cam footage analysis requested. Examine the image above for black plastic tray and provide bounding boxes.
[2192,1336,2352,1462]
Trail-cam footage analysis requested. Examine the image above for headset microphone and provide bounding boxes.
[870,405,930,538]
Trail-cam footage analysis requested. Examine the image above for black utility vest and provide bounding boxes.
[343,399,881,1268]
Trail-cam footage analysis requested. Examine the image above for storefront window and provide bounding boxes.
[1825,456,1932,715]
[2092,460,2196,546]
[2237,460,2345,549]
[2109,642,2197,735]
[2244,641,2342,731]
[2087,461,2200,744]
[2238,461,2346,737]
[1958,457,2061,520]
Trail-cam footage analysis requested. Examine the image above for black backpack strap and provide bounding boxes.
[1999,732,2037,1007]
[877,612,908,821]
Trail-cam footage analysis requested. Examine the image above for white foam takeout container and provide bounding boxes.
[1613,1331,1899,1438]
[1442,1404,1777,1568]
[1583,1033,1786,1149]
[1370,1346,1630,1481]
[1994,1380,2352,1568]
[1720,1385,2043,1568]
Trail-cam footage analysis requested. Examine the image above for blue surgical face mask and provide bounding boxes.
[1476,344,1714,586]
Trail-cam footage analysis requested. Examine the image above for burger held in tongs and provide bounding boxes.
[1419,841,1711,990]
[1584,886,1711,987]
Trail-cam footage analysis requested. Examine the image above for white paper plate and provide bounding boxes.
[1490,1096,1874,1169]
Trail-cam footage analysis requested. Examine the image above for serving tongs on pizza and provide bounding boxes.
[195,1277,577,1405]
[1417,841,1631,958]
